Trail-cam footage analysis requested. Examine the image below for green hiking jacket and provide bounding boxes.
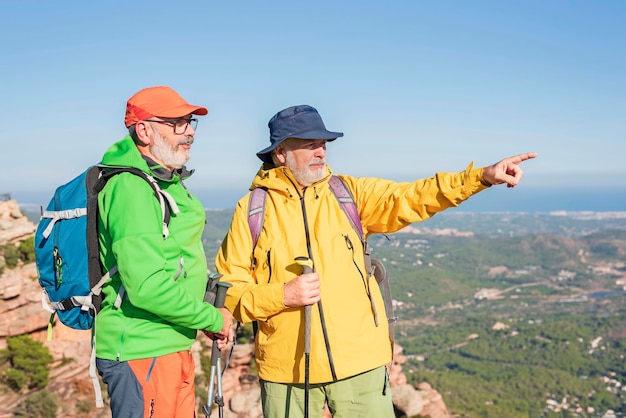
[95,136,222,361]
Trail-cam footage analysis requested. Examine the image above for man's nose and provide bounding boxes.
[314,143,326,157]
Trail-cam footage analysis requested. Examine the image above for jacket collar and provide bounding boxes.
[142,155,194,182]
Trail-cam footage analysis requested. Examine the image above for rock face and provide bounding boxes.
[0,200,451,418]
[0,200,36,245]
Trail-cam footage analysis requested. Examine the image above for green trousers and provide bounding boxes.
[260,366,395,418]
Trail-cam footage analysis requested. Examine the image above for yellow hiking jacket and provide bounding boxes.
[216,162,489,384]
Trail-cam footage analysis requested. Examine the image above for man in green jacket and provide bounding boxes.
[95,86,233,417]
[216,104,537,418]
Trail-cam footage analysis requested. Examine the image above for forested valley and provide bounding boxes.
[203,210,626,417]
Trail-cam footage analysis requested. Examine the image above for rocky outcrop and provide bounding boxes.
[0,200,451,418]
[0,200,36,245]
[390,345,450,418]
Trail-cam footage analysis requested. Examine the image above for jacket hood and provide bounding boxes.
[250,163,333,196]
[101,136,194,182]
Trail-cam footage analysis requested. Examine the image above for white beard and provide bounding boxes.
[150,130,192,169]
[285,152,325,187]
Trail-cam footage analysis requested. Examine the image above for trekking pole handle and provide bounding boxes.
[214,281,233,310]
[210,280,233,365]
[295,256,313,274]
[212,280,233,365]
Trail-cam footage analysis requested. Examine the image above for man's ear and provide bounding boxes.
[134,121,152,146]
[274,145,287,165]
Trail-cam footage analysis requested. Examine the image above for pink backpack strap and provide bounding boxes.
[248,187,267,250]
[328,176,363,240]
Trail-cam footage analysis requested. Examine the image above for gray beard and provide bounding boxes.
[151,130,191,170]
[285,152,325,187]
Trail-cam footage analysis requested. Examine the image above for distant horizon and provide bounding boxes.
[11,185,626,214]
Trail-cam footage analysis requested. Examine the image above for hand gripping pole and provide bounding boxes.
[203,275,232,418]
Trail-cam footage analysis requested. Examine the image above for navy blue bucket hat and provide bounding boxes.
[256,105,344,164]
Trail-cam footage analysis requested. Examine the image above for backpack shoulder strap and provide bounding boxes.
[328,175,372,274]
[96,165,180,237]
[328,175,364,240]
[248,187,267,249]
[329,174,373,273]
[248,187,267,270]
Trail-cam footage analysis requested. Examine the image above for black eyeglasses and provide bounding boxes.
[145,118,198,134]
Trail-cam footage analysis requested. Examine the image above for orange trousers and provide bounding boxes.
[97,350,196,418]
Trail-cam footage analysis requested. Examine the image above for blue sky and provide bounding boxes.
[1,1,624,210]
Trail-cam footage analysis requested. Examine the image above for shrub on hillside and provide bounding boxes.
[236,322,255,344]
[1,335,53,391]
[0,243,19,268]
[0,238,34,270]
[18,236,35,263]
[13,390,58,418]
[5,368,27,391]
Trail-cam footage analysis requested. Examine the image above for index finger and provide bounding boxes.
[507,152,538,164]
[302,272,319,282]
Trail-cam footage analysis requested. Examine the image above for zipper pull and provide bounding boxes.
[53,247,63,287]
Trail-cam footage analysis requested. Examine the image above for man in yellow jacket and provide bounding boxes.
[216,104,537,418]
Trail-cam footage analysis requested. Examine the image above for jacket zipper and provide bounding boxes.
[265,249,272,282]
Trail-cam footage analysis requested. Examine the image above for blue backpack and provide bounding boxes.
[247,175,397,345]
[35,165,177,332]
[35,164,178,408]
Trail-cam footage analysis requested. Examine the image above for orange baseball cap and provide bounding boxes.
[124,86,208,128]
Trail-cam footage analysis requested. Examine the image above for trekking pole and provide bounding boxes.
[203,276,233,418]
[294,256,313,418]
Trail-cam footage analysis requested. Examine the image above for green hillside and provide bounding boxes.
[376,227,626,416]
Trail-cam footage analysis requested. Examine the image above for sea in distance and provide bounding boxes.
[195,185,626,213]
[11,185,626,214]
